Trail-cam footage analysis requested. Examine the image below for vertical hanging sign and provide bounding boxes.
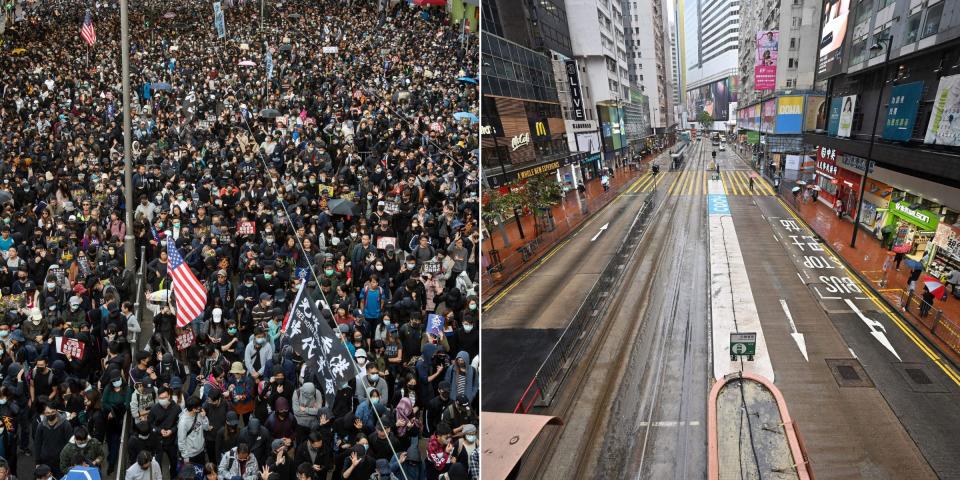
[565,60,586,121]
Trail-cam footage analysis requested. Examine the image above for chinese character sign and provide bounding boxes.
[55,337,86,360]
[285,283,354,407]
[883,81,923,141]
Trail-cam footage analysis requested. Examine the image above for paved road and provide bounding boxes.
[490,142,960,479]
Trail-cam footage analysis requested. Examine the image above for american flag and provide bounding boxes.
[167,242,207,327]
[80,10,96,46]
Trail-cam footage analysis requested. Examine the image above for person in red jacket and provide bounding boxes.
[425,422,455,480]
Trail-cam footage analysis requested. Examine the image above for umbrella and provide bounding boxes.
[414,0,446,5]
[163,11,175,18]
[796,180,807,185]
[920,276,945,297]
[239,60,256,66]
[259,108,281,119]
[456,76,478,84]
[11,47,25,55]
[327,198,360,216]
[791,187,801,193]
[63,467,101,480]
[903,257,923,270]
[453,111,479,123]
[279,44,293,52]
[150,82,172,91]
[893,243,913,254]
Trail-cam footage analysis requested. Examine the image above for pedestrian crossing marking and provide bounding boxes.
[623,170,774,196]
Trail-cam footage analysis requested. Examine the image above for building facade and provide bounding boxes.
[624,0,675,130]
[481,1,588,188]
[801,0,960,278]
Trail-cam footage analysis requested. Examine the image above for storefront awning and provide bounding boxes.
[483,151,588,187]
[481,412,564,480]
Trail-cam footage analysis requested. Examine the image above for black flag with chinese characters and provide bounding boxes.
[285,283,354,407]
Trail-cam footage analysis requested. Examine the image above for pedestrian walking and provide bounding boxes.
[947,268,960,299]
[920,286,935,317]
[601,174,610,192]
[835,199,844,218]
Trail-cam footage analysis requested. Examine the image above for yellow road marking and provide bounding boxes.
[667,171,682,195]
[724,172,740,196]
[634,173,656,193]
[626,175,646,194]
[775,197,960,386]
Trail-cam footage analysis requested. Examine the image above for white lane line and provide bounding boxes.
[637,421,702,427]
[849,348,858,359]
[591,222,610,242]
[780,299,809,361]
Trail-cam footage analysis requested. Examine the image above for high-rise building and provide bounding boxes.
[481,0,590,188]
[623,0,674,131]
[676,0,740,129]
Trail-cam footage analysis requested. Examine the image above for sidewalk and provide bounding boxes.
[481,150,665,303]
[786,195,960,366]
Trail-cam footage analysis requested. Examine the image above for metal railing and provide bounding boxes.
[899,291,960,356]
[515,193,658,411]
[115,246,148,480]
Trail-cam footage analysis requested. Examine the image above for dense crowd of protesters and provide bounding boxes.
[0,0,479,478]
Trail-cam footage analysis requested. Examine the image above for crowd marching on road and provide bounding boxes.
[0,0,480,479]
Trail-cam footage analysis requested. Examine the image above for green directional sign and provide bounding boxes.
[730,332,757,359]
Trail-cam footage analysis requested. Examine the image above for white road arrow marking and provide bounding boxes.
[779,299,808,361]
[844,299,901,361]
[591,223,610,242]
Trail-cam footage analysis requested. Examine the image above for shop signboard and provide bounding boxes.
[755,30,779,90]
[924,74,960,146]
[576,131,602,154]
[775,96,804,134]
[837,95,856,137]
[888,201,939,232]
[837,153,874,174]
[565,60,586,121]
[827,97,842,135]
[746,131,760,144]
[883,81,923,141]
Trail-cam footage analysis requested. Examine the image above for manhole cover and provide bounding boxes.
[825,359,874,388]
[895,363,946,393]
[837,365,860,381]
[905,368,932,385]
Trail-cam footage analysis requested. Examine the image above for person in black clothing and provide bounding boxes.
[127,420,161,466]
[214,411,242,461]
[341,443,375,480]
[147,387,181,477]
[33,404,73,478]
[292,431,332,479]
[202,389,229,462]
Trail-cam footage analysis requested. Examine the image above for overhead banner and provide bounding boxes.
[576,131,601,154]
[213,2,226,39]
[827,97,842,135]
[818,0,850,78]
[565,60,586,121]
[924,74,960,146]
[883,81,923,141]
[837,95,856,137]
[686,77,736,121]
[755,30,779,90]
[761,99,777,133]
[775,96,803,134]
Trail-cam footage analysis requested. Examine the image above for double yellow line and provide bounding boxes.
[776,197,960,386]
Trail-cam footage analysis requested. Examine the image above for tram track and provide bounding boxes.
[523,140,711,479]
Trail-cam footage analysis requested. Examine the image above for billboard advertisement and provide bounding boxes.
[686,77,736,121]
[818,0,850,78]
[837,95,856,137]
[827,97,842,135]
[775,96,804,134]
[804,96,826,131]
[883,81,923,141]
[924,74,960,146]
[755,30,779,90]
[761,99,777,133]
[576,132,602,154]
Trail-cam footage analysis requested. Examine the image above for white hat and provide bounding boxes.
[355,348,367,359]
[212,308,223,322]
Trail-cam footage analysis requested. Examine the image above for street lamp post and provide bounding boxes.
[850,34,893,248]
[120,0,135,269]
